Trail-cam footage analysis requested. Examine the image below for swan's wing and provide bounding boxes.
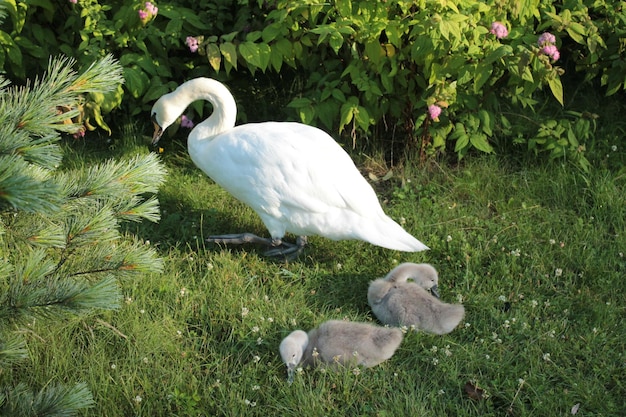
[199,122,383,216]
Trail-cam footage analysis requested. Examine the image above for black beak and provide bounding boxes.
[430,285,440,298]
[151,121,163,146]
[151,114,163,146]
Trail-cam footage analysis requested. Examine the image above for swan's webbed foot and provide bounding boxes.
[206,233,307,259]
[264,236,307,259]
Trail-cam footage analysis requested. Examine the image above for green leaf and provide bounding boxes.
[122,67,148,99]
[339,97,359,132]
[220,42,238,72]
[473,63,493,93]
[355,106,371,131]
[206,43,221,72]
[469,134,494,153]
[477,110,493,136]
[547,76,564,106]
[239,42,271,72]
[365,40,383,66]
[484,45,513,66]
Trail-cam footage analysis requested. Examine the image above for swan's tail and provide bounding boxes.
[361,216,429,252]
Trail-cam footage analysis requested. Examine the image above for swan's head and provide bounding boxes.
[385,263,440,298]
[150,92,179,146]
[279,330,308,384]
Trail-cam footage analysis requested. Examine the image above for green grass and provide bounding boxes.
[16,129,626,416]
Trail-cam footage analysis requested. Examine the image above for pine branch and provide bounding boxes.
[59,153,167,201]
[0,275,121,324]
[0,382,94,417]
[0,334,28,367]
[0,155,62,213]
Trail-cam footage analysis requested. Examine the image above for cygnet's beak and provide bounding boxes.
[286,363,296,384]
[430,285,440,298]
[151,120,164,146]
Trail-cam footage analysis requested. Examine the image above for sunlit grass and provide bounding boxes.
[14,129,625,416]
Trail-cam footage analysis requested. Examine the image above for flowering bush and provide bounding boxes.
[0,0,622,168]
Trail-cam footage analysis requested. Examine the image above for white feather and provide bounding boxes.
[151,78,429,252]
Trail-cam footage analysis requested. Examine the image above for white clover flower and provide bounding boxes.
[555,268,563,277]
[241,307,249,317]
[134,395,142,403]
[176,330,183,337]
[251,326,260,333]
[207,262,214,270]
[464,322,471,328]
[139,309,145,314]
[542,352,551,361]
[180,287,186,296]
[549,239,556,245]
[503,320,510,329]
[510,248,521,257]
[531,300,539,308]
[253,355,261,363]
[352,368,361,376]
[267,317,274,323]
[432,358,439,365]
[110,364,117,370]
[592,327,598,334]
[430,345,438,353]
[498,295,507,302]
[142,357,149,364]
[399,217,406,225]
[518,378,525,385]
[611,145,617,151]
[438,389,446,395]
[443,346,452,357]
[256,337,263,345]
[485,354,490,360]
[252,385,260,391]
[296,367,303,374]
[446,235,453,242]
[456,294,464,303]
[312,348,319,358]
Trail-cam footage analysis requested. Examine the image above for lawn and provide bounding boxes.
[18,115,626,416]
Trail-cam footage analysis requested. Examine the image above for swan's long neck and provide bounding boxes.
[384,263,414,283]
[176,78,237,141]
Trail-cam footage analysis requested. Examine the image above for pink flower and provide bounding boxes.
[541,44,560,61]
[428,105,442,121]
[537,32,556,46]
[181,115,194,129]
[139,1,158,22]
[490,22,508,39]
[69,0,77,3]
[144,2,158,16]
[186,36,199,53]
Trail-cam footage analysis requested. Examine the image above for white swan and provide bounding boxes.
[151,78,428,257]
[279,320,403,382]
[367,263,465,335]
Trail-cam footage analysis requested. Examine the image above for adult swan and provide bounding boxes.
[151,78,428,257]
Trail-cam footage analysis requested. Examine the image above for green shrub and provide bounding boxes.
[0,0,623,168]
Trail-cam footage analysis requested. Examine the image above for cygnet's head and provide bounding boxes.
[150,91,180,145]
[279,330,308,383]
[385,263,440,298]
